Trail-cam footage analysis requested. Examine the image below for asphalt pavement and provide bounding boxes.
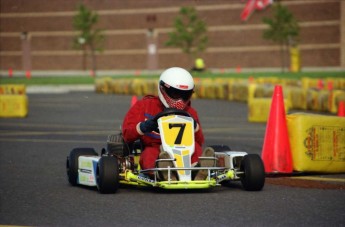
[0,90,344,226]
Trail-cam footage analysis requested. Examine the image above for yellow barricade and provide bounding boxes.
[0,84,26,95]
[129,79,144,96]
[231,82,248,102]
[0,94,28,117]
[289,87,307,110]
[95,77,112,94]
[287,113,345,173]
[201,79,215,99]
[248,98,290,122]
[317,90,331,112]
[226,79,236,100]
[306,89,320,111]
[94,77,344,115]
[329,90,345,113]
[214,78,228,100]
[145,80,158,96]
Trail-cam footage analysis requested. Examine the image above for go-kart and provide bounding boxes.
[66,108,265,193]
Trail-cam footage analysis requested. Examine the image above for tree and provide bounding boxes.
[165,6,208,64]
[262,2,300,72]
[73,4,104,75]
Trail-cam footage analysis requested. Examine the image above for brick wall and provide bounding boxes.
[0,0,342,71]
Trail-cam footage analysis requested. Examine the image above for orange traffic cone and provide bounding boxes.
[338,101,345,117]
[261,85,293,174]
[131,96,138,107]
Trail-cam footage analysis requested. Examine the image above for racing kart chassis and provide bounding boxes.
[67,147,264,193]
[66,109,265,193]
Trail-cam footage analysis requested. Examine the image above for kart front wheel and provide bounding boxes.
[96,156,120,194]
[67,148,98,186]
[240,154,265,191]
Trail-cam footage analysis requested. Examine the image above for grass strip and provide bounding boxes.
[0,71,344,85]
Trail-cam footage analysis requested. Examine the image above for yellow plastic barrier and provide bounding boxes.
[0,94,28,117]
[129,79,144,96]
[201,79,215,99]
[145,80,158,96]
[94,78,345,115]
[248,98,290,122]
[247,84,257,101]
[287,113,345,173]
[231,82,248,102]
[306,89,320,111]
[0,84,26,95]
[317,90,330,112]
[289,87,307,110]
[226,79,236,101]
[95,77,112,94]
[329,90,345,113]
[214,78,228,100]
[325,78,345,90]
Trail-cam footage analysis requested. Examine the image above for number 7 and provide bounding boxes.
[169,123,186,144]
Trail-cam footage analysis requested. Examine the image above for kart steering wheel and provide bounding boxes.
[153,108,192,122]
[153,108,197,130]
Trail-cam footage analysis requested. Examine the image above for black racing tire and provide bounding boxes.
[66,148,98,186]
[208,145,231,152]
[96,156,120,194]
[240,154,265,191]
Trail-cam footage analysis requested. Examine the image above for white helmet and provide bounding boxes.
[158,67,194,110]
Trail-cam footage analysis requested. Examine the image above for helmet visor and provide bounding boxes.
[160,81,193,101]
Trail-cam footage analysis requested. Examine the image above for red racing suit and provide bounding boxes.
[122,95,205,170]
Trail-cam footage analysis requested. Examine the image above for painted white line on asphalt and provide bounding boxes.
[26,85,94,94]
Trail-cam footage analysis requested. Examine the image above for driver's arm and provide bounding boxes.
[122,102,144,143]
[188,108,205,146]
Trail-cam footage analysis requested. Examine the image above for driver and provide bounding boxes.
[122,67,214,180]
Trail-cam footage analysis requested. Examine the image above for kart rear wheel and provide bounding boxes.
[67,148,98,186]
[240,154,265,191]
[96,156,120,194]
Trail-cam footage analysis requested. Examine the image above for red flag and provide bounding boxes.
[255,0,273,10]
[240,0,256,21]
[241,0,273,21]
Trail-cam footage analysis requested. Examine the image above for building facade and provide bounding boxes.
[0,0,344,72]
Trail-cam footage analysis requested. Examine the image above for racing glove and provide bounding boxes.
[139,119,158,134]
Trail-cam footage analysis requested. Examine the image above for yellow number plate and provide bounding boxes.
[160,116,193,147]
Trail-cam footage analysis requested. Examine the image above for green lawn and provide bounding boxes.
[0,76,95,85]
[0,71,344,85]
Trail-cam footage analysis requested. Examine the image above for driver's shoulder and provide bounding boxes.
[143,95,158,100]
[142,95,160,103]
